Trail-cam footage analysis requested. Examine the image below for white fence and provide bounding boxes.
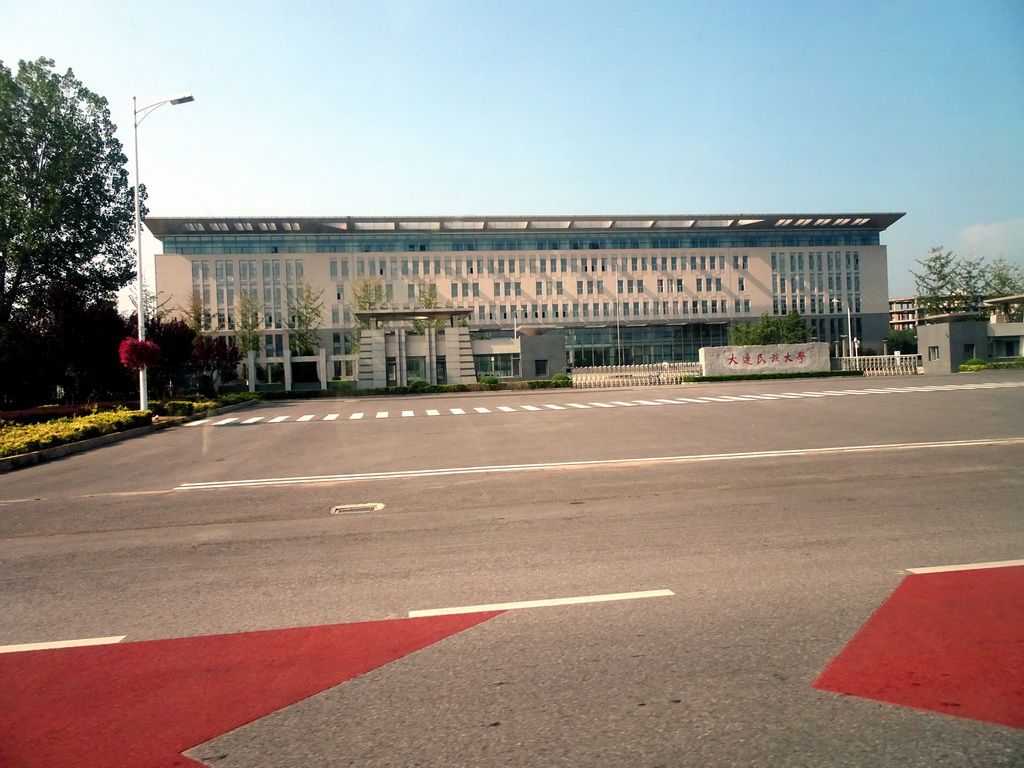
[571,362,702,388]
[571,355,921,388]
[838,355,922,376]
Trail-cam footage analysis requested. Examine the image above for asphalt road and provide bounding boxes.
[2,371,1023,767]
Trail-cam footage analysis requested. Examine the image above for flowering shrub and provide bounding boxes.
[119,338,161,371]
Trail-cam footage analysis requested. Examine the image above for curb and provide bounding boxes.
[0,400,259,474]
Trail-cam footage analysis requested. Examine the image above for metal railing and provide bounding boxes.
[838,355,922,376]
[571,362,702,388]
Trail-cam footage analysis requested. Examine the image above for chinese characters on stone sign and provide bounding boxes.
[727,351,807,366]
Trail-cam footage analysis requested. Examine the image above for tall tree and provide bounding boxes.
[729,311,810,346]
[286,279,324,355]
[0,58,138,332]
[911,247,961,316]
[984,257,1024,298]
[234,289,263,357]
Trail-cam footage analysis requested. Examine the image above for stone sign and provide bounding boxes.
[699,342,831,376]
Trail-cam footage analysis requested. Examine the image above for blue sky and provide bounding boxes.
[4,0,1023,297]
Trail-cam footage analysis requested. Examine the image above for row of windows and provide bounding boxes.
[163,230,880,255]
[341,253,750,278]
[773,296,862,315]
[771,251,860,273]
[773,274,861,293]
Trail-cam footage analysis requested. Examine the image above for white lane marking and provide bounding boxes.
[450,408,466,415]
[376,412,389,419]
[324,413,340,421]
[270,415,289,423]
[474,407,491,413]
[0,635,126,654]
[739,395,776,400]
[174,436,1024,490]
[812,391,850,397]
[717,396,756,401]
[694,397,731,402]
[566,403,591,408]
[610,401,638,407]
[426,409,440,416]
[633,400,663,405]
[673,398,706,403]
[402,410,415,417]
[834,390,872,395]
[498,406,517,412]
[241,417,264,424]
[185,420,209,426]
[588,402,615,408]
[521,405,542,411]
[906,559,1024,574]
[409,589,675,617]
[297,415,315,422]
[783,392,826,398]
[543,404,566,410]
[349,413,364,420]
[654,399,680,404]
[212,417,239,425]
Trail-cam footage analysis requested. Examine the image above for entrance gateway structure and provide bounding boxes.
[149,212,902,388]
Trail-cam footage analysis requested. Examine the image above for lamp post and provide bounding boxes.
[831,297,857,357]
[133,93,195,411]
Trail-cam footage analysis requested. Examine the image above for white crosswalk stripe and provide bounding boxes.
[186,381,1024,426]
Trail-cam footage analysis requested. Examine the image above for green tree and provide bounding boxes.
[286,279,324,355]
[0,57,138,332]
[911,247,962,316]
[729,311,810,346]
[885,328,918,354]
[984,257,1024,298]
[410,284,447,333]
[350,276,386,311]
[234,289,263,357]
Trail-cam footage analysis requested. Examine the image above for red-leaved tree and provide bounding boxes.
[119,338,161,371]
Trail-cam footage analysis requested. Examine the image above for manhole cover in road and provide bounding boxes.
[330,503,384,515]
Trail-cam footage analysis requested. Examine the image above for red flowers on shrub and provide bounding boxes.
[119,338,161,371]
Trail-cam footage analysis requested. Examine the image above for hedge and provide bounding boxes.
[683,370,864,383]
[0,409,153,459]
[0,402,137,426]
[959,359,1024,372]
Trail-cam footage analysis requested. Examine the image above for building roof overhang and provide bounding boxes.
[145,212,906,238]
[983,294,1024,307]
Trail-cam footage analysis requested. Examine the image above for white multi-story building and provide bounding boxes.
[150,212,903,385]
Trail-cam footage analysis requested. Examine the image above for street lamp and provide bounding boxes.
[831,297,857,357]
[133,92,195,411]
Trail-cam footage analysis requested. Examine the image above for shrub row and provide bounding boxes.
[959,358,1024,372]
[0,409,153,459]
[683,370,864,383]
[0,402,137,425]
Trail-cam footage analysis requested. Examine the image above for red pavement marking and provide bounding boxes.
[0,612,501,768]
[813,565,1024,729]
